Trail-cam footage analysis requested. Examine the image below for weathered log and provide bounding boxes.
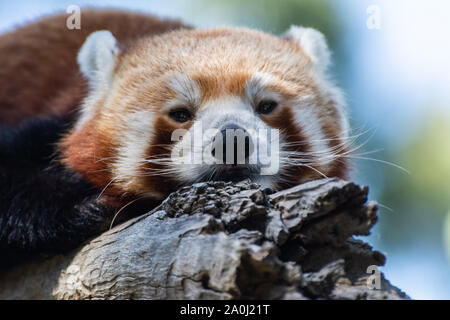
[0,178,409,299]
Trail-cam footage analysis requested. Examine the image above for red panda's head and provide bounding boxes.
[60,26,350,203]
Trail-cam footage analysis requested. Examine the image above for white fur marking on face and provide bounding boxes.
[113,109,154,192]
[293,104,334,170]
[312,75,350,143]
[165,73,200,109]
[283,26,331,73]
[246,72,273,98]
[198,96,255,129]
[170,95,276,186]
[329,85,350,142]
[245,72,282,104]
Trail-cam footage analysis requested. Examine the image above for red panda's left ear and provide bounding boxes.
[77,30,120,89]
[282,26,331,73]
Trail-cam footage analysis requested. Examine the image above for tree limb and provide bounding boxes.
[0,178,409,299]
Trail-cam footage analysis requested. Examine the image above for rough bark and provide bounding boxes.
[0,178,409,300]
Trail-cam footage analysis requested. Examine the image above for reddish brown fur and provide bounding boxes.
[60,120,113,186]
[0,9,189,200]
[0,9,188,126]
[143,115,185,195]
[1,11,349,206]
[263,107,316,187]
[194,73,250,102]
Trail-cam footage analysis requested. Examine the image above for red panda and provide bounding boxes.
[0,9,350,266]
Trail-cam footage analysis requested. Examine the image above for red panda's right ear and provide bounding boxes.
[77,30,120,89]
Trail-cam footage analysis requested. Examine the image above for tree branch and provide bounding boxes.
[0,178,409,299]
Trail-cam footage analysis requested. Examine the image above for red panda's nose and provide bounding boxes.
[211,124,252,165]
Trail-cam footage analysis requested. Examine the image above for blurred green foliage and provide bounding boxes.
[445,209,450,263]
[387,112,450,212]
[377,112,450,248]
[193,0,340,47]
[400,113,450,206]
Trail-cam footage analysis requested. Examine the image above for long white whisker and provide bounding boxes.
[109,196,147,229]
[97,177,118,200]
[343,155,410,174]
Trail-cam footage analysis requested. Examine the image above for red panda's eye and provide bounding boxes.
[169,108,193,123]
[257,100,278,115]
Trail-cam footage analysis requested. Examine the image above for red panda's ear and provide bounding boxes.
[77,30,120,89]
[282,26,331,73]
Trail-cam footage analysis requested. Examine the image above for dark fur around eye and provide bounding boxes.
[169,108,193,122]
[257,100,278,114]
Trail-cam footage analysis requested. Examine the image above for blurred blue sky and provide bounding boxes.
[1,0,449,299]
[335,1,450,300]
[337,0,450,143]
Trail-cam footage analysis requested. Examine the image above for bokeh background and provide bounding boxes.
[1,0,449,299]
